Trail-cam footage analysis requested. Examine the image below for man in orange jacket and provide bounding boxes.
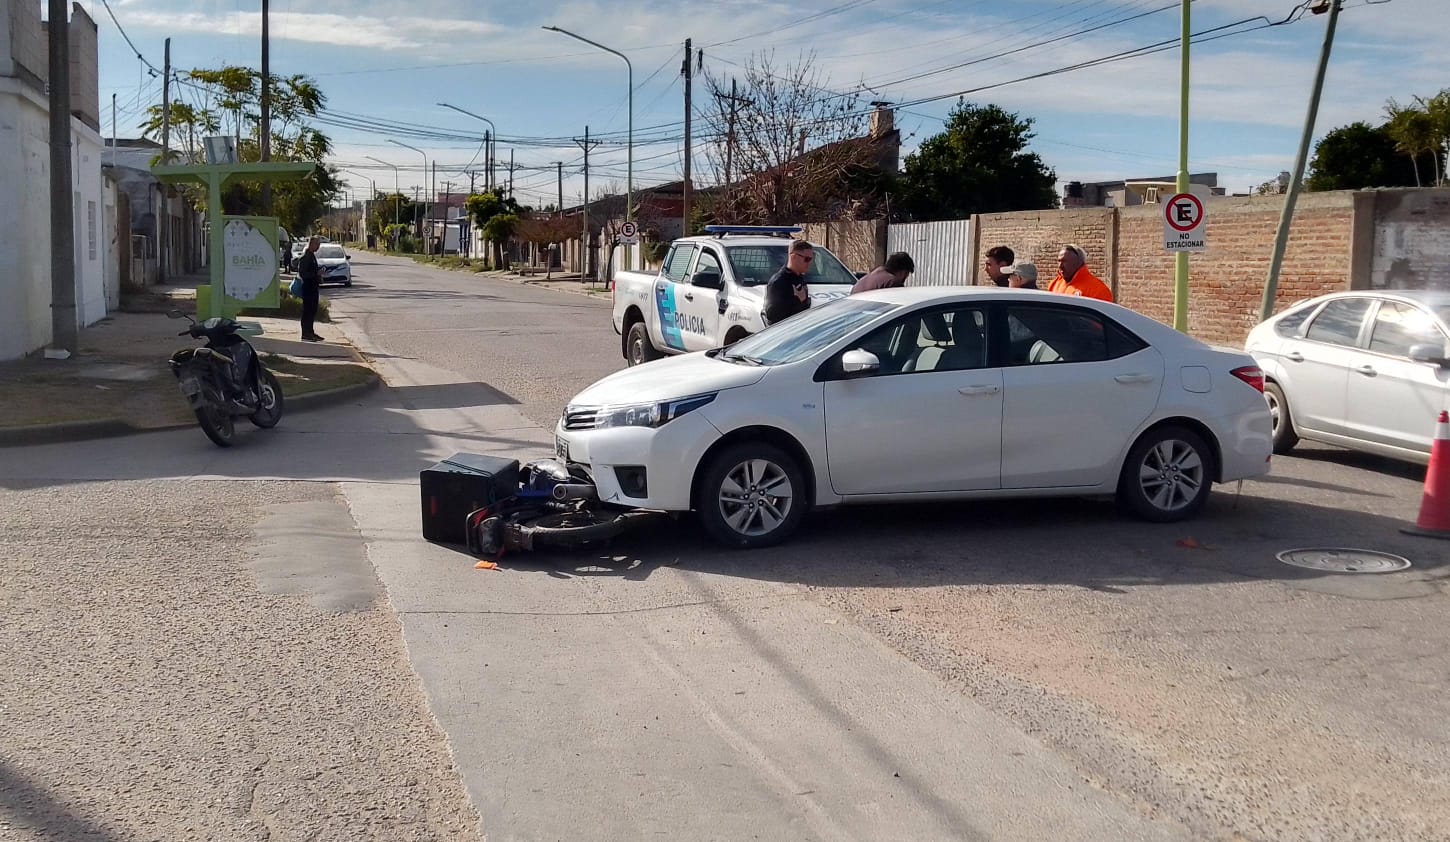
[1048,244,1114,302]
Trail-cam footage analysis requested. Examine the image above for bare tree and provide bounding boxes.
[701,51,884,224]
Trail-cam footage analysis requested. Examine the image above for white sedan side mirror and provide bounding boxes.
[841,349,881,376]
[1409,343,1450,366]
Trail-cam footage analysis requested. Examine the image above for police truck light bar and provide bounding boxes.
[702,225,803,238]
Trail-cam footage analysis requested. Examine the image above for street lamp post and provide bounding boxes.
[543,25,632,269]
[365,155,400,250]
[388,139,429,255]
[340,168,375,245]
[438,102,497,194]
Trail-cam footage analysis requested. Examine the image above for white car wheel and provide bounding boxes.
[1117,426,1213,522]
[698,443,807,549]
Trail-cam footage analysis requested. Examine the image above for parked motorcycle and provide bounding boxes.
[167,310,284,447]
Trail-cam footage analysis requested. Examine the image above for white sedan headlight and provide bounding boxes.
[580,393,716,429]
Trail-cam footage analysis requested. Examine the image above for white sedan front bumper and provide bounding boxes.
[553,411,721,511]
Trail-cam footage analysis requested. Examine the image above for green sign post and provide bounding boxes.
[151,161,315,321]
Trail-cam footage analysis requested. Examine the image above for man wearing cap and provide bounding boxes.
[1004,262,1040,290]
[1048,244,1113,302]
[851,251,915,294]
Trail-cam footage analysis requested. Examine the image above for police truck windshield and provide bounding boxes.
[725,245,858,286]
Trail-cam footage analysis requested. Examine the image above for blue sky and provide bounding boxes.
[86,0,1447,210]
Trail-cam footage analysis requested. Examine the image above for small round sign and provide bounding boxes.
[1165,193,1204,233]
[619,221,638,238]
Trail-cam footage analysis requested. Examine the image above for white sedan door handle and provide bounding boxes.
[1357,364,1377,377]
[1285,351,1304,362]
[1114,373,1156,384]
[958,385,1001,396]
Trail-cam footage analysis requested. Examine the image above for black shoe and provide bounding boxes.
[303,334,324,342]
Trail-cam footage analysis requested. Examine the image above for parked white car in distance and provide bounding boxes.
[610,225,860,367]
[1246,289,1450,464]
[561,286,1273,548]
[315,243,353,287]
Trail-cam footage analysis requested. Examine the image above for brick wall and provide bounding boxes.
[976,208,1114,286]
[1117,193,1354,345]
[973,195,1356,347]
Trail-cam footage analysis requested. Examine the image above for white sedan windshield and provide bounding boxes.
[718,299,898,366]
[318,245,346,259]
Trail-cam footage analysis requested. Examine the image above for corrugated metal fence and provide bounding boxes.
[887,219,975,287]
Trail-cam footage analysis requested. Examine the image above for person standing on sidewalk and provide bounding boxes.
[296,236,324,342]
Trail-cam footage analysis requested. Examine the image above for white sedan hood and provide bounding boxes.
[317,257,348,267]
[569,352,766,407]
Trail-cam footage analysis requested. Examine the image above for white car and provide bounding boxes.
[315,244,353,286]
[1246,289,1450,464]
[556,287,1273,548]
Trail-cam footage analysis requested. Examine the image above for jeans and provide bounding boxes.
[300,279,320,337]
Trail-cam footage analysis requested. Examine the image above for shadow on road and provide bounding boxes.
[0,759,128,842]
[389,381,519,410]
[492,492,1446,593]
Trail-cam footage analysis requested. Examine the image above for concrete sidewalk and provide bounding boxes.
[0,284,378,447]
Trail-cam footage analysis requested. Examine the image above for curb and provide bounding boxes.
[0,373,381,449]
[407,259,609,301]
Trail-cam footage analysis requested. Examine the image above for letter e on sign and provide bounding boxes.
[1162,192,1207,253]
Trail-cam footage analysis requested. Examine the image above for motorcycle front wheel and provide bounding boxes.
[196,404,235,447]
[249,370,285,429]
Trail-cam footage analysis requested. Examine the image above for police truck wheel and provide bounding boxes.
[627,322,662,366]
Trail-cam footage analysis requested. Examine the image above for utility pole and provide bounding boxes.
[443,179,453,254]
[468,170,476,195]
[484,130,492,192]
[556,162,564,216]
[1262,0,1342,322]
[1172,0,1190,332]
[110,93,117,166]
[430,160,437,255]
[160,38,171,282]
[508,149,515,199]
[260,0,271,213]
[682,38,693,235]
[575,126,601,277]
[720,78,752,188]
[47,0,76,355]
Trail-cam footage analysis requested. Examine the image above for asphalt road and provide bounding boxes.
[4,251,1447,841]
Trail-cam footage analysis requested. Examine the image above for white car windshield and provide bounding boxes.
[317,245,346,259]
[725,245,858,286]
[716,298,898,366]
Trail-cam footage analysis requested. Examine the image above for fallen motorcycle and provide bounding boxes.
[465,459,652,559]
[167,309,284,447]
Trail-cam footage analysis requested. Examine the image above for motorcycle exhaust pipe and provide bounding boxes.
[551,483,597,502]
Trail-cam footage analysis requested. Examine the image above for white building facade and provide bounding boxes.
[0,0,111,360]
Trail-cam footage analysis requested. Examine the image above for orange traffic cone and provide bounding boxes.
[1403,411,1450,539]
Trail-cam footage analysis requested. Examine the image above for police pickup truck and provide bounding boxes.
[611,226,860,366]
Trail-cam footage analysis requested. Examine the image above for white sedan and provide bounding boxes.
[1246,289,1450,463]
[315,244,353,286]
[555,287,1273,548]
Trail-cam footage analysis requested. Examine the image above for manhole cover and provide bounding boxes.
[1276,548,1411,574]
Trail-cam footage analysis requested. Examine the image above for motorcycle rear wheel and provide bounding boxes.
[524,510,633,548]
[249,370,285,428]
[196,405,235,447]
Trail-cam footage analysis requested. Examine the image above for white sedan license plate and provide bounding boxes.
[555,436,570,461]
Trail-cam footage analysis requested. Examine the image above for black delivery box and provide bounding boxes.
[420,453,520,544]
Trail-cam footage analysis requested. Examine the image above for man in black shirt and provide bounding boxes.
[763,239,814,326]
[295,236,324,342]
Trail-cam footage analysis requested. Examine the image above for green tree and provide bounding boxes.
[896,100,1058,221]
[1385,98,1440,187]
[141,65,341,233]
[481,212,520,268]
[1306,122,1419,191]
[466,192,524,268]
[369,192,416,246]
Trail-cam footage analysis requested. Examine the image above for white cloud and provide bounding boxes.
[119,8,502,51]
